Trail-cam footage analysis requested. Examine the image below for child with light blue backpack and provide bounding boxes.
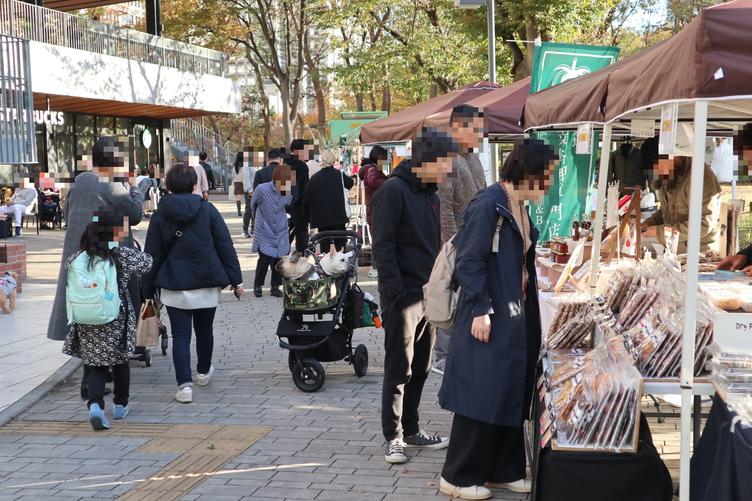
[64,207,152,430]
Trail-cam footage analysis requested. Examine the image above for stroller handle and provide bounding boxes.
[310,230,362,246]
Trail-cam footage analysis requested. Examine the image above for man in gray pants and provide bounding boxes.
[433,104,487,375]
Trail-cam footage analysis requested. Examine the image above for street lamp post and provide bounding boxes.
[456,0,498,182]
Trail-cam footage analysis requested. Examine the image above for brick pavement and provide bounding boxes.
[0,199,527,501]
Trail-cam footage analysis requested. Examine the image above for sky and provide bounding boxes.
[622,3,670,30]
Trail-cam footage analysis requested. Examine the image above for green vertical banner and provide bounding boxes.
[530,132,599,238]
[529,43,619,242]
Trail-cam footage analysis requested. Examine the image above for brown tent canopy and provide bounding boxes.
[424,77,530,136]
[522,43,665,129]
[523,0,752,129]
[359,81,500,144]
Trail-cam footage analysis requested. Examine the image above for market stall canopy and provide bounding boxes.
[522,44,664,130]
[359,80,500,143]
[523,0,752,130]
[424,77,529,137]
[606,0,752,123]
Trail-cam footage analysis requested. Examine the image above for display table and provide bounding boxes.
[690,396,752,501]
[532,410,674,501]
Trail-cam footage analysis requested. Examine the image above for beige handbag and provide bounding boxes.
[136,300,161,347]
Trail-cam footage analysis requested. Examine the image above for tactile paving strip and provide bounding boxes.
[0,420,270,500]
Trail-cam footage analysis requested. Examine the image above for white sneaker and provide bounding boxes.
[241,232,250,238]
[431,357,446,376]
[175,385,193,403]
[486,479,532,493]
[440,478,492,500]
[195,365,214,386]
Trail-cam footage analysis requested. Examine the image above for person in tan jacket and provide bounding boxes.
[434,105,487,375]
[437,105,487,247]
[642,155,721,254]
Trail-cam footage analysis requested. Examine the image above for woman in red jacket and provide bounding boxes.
[358,146,389,278]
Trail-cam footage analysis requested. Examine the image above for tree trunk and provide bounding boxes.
[302,31,327,126]
[380,65,391,112]
[368,91,377,112]
[430,83,439,98]
[280,74,293,147]
[355,93,365,112]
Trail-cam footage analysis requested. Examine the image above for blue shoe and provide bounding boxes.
[89,403,110,430]
[113,404,129,420]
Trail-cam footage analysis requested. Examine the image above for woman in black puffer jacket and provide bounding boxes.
[142,164,243,404]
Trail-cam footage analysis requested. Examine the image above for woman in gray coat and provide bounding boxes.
[47,137,144,343]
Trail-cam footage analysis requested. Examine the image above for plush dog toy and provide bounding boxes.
[0,271,18,314]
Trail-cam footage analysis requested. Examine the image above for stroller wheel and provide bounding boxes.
[288,351,298,373]
[352,344,369,377]
[291,358,326,392]
[144,350,152,367]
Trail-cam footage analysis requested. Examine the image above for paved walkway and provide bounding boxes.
[0,198,528,501]
[0,197,688,500]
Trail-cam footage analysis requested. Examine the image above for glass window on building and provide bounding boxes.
[97,116,116,136]
[46,113,75,175]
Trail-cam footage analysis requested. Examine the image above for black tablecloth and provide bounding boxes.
[532,412,674,501]
[691,396,752,501]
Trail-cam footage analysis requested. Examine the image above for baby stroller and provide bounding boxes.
[276,230,379,392]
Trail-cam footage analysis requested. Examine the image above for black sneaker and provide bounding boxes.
[384,438,408,464]
[404,430,449,450]
[254,287,262,298]
[270,286,283,298]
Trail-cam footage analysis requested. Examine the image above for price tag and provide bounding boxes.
[576,124,593,155]
[659,103,678,155]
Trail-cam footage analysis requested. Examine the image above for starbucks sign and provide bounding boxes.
[142,128,153,149]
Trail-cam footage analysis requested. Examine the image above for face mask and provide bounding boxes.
[108,241,119,250]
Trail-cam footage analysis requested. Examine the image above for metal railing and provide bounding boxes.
[0,0,228,76]
[170,118,240,192]
[0,35,36,164]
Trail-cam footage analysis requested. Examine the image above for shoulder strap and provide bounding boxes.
[492,215,504,253]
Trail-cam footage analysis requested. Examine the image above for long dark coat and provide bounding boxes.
[47,172,144,341]
[438,183,542,427]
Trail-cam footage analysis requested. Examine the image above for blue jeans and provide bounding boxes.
[166,306,216,386]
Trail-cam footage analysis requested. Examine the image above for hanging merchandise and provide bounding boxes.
[608,142,646,196]
[711,138,734,182]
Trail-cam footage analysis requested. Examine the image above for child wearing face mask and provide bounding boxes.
[64,207,152,430]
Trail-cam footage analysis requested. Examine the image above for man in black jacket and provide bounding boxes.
[199,151,215,191]
[253,148,284,190]
[288,139,312,252]
[372,127,458,464]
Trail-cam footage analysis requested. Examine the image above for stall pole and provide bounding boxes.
[679,99,709,501]
[588,124,613,292]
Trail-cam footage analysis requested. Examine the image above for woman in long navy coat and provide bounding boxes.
[438,139,558,500]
